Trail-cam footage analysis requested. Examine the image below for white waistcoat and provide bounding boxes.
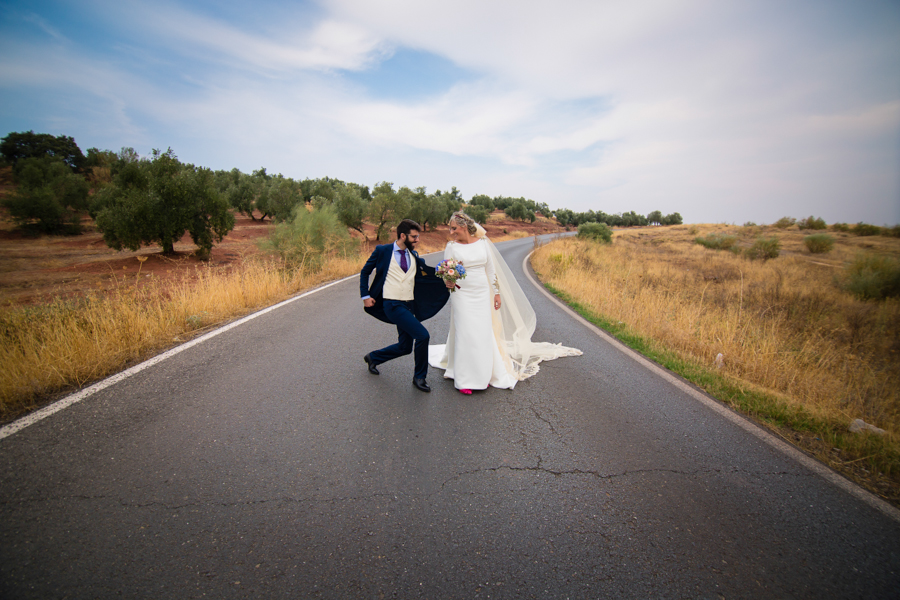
[382,257,416,301]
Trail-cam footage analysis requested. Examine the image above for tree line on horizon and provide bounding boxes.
[0,130,686,256]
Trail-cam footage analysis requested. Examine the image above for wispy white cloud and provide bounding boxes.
[97,0,390,74]
[331,84,535,158]
[20,12,66,41]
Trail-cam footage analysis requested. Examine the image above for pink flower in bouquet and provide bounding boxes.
[436,259,466,292]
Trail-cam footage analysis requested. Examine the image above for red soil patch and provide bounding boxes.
[0,205,565,307]
[0,211,275,306]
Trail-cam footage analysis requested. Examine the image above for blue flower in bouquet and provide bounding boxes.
[436,259,466,291]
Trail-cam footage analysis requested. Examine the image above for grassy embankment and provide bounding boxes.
[0,252,366,420]
[532,224,900,502]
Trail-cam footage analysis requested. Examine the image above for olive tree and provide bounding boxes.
[91,148,234,256]
[505,201,536,222]
[265,175,304,222]
[1,130,86,171]
[662,212,683,225]
[469,194,494,211]
[368,182,411,241]
[466,204,489,224]
[332,182,368,237]
[226,171,259,219]
[2,156,90,233]
[408,187,457,231]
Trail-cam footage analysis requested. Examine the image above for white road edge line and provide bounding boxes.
[523,249,900,524]
[0,275,357,442]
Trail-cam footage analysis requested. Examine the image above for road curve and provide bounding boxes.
[1,235,898,599]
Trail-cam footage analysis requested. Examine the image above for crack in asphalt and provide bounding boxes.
[529,406,559,436]
[0,468,807,510]
[439,464,804,491]
[526,404,582,468]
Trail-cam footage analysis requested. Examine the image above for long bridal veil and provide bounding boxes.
[475,224,581,380]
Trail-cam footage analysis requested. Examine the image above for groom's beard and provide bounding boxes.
[405,238,417,251]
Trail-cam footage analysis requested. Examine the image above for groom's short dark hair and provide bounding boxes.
[396,219,421,239]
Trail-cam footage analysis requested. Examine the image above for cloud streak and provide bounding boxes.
[94,0,390,74]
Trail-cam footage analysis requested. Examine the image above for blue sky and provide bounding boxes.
[1,0,898,225]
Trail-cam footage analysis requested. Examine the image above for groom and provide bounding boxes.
[361,219,449,392]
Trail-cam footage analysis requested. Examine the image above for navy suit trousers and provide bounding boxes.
[369,299,430,380]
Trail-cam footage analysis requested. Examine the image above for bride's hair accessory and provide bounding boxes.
[450,211,478,236]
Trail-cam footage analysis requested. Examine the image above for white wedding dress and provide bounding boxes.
[428,233,582,391]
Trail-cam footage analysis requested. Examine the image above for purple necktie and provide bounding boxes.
[400,250,408,272]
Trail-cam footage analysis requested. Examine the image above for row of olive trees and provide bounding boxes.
[468,194,552,224]
[553,208,683,228]
[1,130,686,257]
[213,168,358,223]
[213,166,466,241]
[1,136,236,253]
[0,131,466,246]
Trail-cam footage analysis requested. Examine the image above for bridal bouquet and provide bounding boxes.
[436,259,466,292]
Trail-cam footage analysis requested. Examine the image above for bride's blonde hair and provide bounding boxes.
[449,211,478,236]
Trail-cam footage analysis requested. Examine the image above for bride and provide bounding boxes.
[428,211,581,394]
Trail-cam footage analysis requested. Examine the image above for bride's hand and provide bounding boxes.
[493,294,501,310]
[445,280,455,289]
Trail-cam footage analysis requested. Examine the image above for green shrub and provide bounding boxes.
[741,224,761,237]
[577,222,613,244]
[852,222,881,236]
[797,216,827,230]
[832,222,850,232]
[263,205,359,270]
[695,233,737,251]
[842,254,900,300]
[773,216,796,229]
[803,233,834,254]
[881,225,900,238]
[745,236,780,260]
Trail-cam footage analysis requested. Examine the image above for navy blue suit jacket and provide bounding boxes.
[360,243,449,323]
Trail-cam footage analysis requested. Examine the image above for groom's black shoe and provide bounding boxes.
[364,354,379,375]
[413,378,431,393]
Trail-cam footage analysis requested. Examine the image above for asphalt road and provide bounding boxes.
[1,235,898,599]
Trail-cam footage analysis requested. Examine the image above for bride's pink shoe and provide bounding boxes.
[459,388,473,395]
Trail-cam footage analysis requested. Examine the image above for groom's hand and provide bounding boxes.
[363,298,376,308]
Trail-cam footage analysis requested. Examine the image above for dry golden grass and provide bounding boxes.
[0,252,365,419]
[0,207,565,420]
[533,224,900,489]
